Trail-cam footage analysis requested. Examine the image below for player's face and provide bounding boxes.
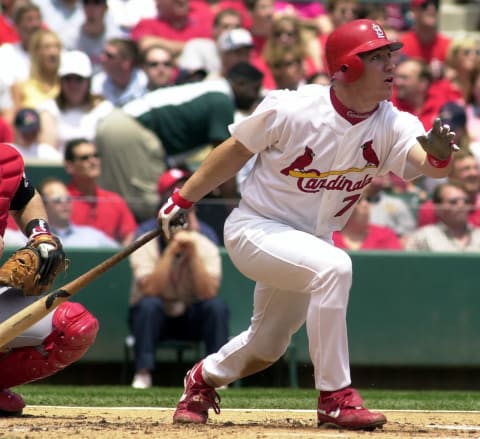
[357,48,395,102]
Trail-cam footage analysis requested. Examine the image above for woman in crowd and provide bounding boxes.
[12,28,62,111]
[37,50,114,154]
[444,35,480,103]
[256,14,320,89]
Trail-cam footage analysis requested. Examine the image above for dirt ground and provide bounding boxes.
[1,406,479,439]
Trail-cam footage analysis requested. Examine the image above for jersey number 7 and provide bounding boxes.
[334,194,361,217]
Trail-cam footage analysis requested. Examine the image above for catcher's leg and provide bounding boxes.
[0,302,98,391]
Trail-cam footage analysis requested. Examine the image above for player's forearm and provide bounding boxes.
[178,137,253,203]
[10,192,49,235]
[407,143,452,179]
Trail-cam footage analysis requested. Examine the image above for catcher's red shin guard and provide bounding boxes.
[0,302,98,389]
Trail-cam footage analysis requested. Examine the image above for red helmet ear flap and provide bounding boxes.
[332,54,364,82]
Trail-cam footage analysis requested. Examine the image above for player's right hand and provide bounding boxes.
[157,190,194,240]
[416,118,458,160]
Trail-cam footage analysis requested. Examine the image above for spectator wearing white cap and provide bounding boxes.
[177,8,243,80]
[217,28,254,77]
[177,28,253,82]
[37,49,114,153]
[177,27,255,84]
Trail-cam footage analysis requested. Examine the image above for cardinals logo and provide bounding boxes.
[280,146,315,176]
[361,140,379,167]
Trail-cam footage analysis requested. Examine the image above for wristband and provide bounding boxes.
[25,219,52,238]
[427,153,452,169]
[172,190,193,209]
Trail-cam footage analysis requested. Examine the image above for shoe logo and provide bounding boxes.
[318,408,341,418]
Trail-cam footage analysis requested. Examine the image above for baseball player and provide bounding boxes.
[159,19,456,430]
[0,143,98,416]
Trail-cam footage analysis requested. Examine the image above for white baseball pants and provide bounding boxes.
[0,287,53,349]
[204,206,352,391]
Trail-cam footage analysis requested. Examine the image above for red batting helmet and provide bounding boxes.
[325,19,403,83]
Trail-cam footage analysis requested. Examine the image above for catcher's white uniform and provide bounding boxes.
[204,84,425,390]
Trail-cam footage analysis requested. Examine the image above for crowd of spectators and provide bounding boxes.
[0,0,479,253]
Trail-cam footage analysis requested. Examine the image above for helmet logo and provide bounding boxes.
[371,23,386,39]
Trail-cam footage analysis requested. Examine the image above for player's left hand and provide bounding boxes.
[416,118,459,160]
[158,190,194,240]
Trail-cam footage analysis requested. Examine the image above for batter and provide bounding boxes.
[159,19,457,430]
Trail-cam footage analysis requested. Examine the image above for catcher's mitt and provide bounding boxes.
[0,234,69,296]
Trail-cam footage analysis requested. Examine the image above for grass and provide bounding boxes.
[16,385,480,411]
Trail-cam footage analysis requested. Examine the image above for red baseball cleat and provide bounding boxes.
[317,387,386,430]
[173,361,221,424]
[0,389,25,416]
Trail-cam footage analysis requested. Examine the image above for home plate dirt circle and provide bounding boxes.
[1,406,479,438]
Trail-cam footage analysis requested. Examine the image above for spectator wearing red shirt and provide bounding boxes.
[399,0,451,80]
[391,57,462,131]
[417,150,480,227]
[130,0,214,58]
[333,197,403,250]
[64,137,137,246]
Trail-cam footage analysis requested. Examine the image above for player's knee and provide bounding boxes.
[331,249,352,276]
[323,249,352,284]
[52,302,99,349]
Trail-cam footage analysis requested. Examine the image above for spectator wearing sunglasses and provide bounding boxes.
[444,36,480,104]
[399,0,451,81]
[142,45,177,90]
[37,50,114,153]
[265,45,306,90]
[405,181,480,252]
[258,14,321,90]
[417,150,480,228]
[91,37,148,106]
[63,137,137,246]
[32,177,120,248]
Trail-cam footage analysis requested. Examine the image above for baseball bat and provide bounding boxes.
[0,226,163,349]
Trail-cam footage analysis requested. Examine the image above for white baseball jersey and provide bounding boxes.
[230,84,425,239]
